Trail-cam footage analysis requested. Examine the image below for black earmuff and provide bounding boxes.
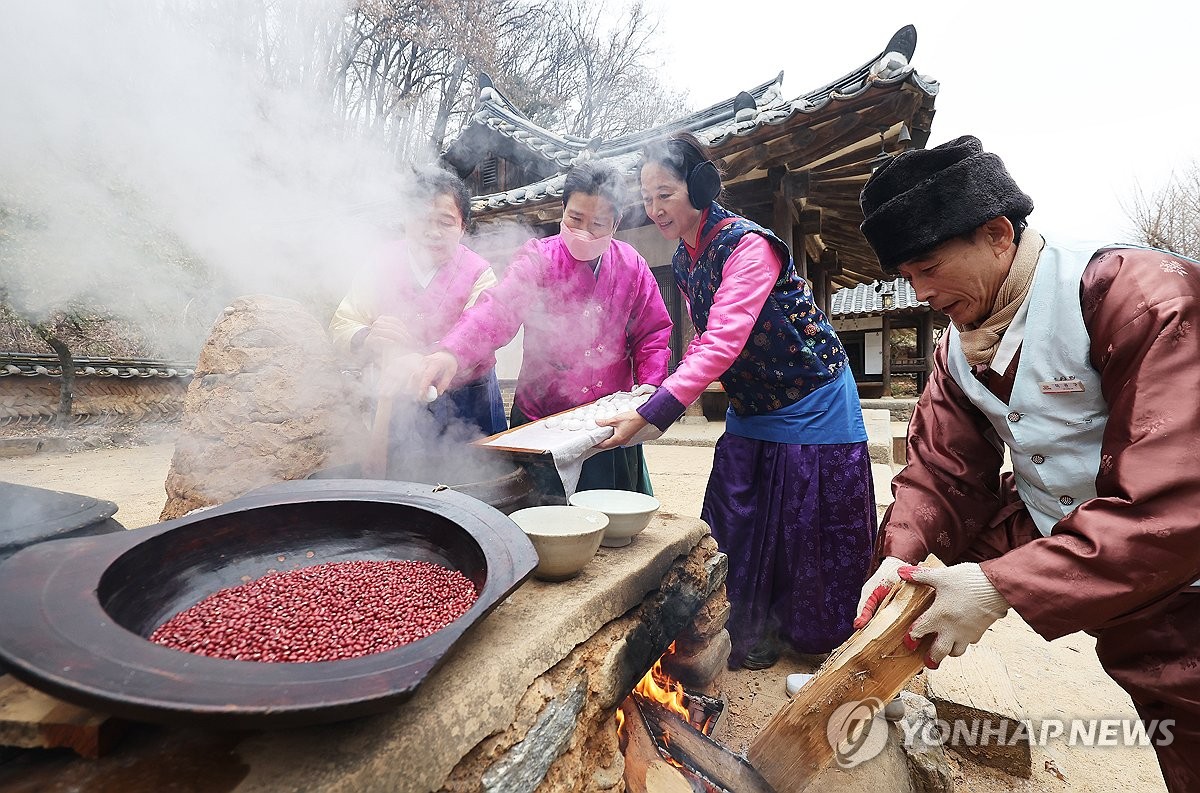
[686,160,721,210]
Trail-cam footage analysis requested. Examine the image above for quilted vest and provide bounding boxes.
[672,203,846,416]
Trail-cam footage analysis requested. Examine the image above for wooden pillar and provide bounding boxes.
[881,313,893,397]
[769,167,794,256]
[808,255,825,309]
[919,311,935,394]
[793,227,808,282]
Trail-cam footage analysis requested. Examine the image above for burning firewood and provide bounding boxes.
[620,697,694,793]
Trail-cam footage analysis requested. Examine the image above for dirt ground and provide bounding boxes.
[0,437,1169,792]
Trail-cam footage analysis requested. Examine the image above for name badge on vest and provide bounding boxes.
[1039,376,1085,394]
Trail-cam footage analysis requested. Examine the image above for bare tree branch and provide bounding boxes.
[1123,162,1200,259]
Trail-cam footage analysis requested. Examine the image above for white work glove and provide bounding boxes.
[631,383,658,397]
[899,562,1010,669]
[854,556,907,630]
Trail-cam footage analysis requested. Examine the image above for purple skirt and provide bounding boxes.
[702,434,877,663]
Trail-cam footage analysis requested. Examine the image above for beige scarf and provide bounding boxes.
[957,228,1045,367]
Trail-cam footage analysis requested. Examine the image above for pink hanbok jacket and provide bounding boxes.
[440,235,672,420]
[329,242,496,352]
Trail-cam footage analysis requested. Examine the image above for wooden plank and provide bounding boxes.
[719,127,818,180]
[925,645,1032,778]
[637,697,776,793]
[361,394,393,478]
[0,674,127,758]
[746,554,945,793]
[470,401,585,455]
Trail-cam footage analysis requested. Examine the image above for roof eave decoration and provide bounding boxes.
[460,25,938,219]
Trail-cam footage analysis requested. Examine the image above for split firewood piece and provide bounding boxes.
[926,644,1032,777]
[620,697,693,793]
[637,696,776,793]
[361,395,393,479]
[747,554,945,793]
[0,674,127,758]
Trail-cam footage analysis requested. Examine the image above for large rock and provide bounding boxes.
[160,295,364,520]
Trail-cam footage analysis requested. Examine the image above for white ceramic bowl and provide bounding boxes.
[567,490,660,547]
[509,505,609,581]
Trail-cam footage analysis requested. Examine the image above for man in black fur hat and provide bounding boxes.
[853,135,1200,792]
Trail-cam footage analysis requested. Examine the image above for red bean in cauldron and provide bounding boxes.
[149,559,477,662]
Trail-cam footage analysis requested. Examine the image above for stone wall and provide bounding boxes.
[0,375,189,426]
[440,535,728,792]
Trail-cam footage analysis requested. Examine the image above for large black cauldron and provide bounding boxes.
[0,479,537,728]
[310,457,545,514]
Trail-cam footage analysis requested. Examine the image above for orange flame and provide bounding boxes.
[632,641,690,720]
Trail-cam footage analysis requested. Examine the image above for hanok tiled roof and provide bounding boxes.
[0,353,195,379]
[448,25,938,222]
[444,72,787,181]
[829,278,927,317]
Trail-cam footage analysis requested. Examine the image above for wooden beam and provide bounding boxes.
[637,698,775,793]
[746,555,945,792]
[722,176,773,210]
[719,127,818,180]
[757,112,863,173]
[808,178,871,202]
[820,248,842,276]
[812,158,886,181]
[797,207,822,236]
[794,97,909,171]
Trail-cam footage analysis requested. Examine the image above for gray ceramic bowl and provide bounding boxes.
[509,505,608,581]
[567,490,660,547]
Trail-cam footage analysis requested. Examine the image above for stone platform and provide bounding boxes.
[1,513,719,793]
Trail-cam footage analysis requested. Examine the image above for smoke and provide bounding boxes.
[0,0,419,357]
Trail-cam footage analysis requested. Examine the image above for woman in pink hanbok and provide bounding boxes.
[329,168,507,476]
[419,160,672,495]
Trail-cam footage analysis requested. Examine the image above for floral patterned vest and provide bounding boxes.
[672,203,847,416]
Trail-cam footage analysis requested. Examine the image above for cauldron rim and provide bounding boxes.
[0,479,537,728]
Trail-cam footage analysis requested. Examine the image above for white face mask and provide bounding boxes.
[560,222,613,261]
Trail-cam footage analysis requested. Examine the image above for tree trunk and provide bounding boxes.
[35,328,75,428]
[430,56,467,151]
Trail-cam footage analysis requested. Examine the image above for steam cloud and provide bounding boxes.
[0,0,418,355]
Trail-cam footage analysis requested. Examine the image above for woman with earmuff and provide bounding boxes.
[598,132,877,670]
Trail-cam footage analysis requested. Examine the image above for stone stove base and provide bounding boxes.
[4,513,724,793]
